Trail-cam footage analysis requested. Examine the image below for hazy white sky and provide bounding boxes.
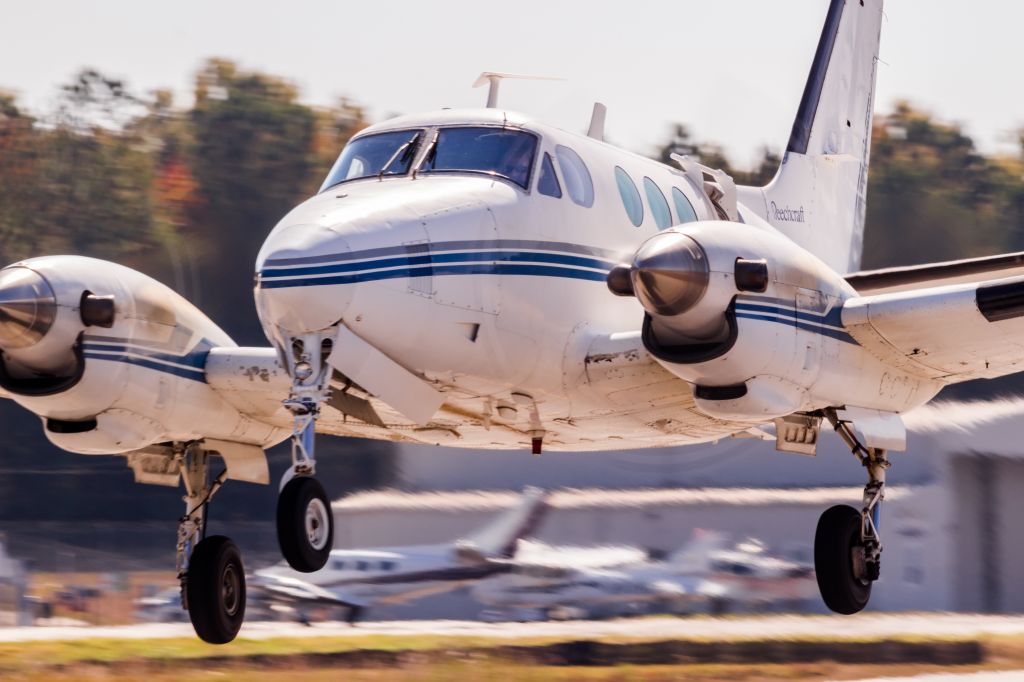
[3,1,1022,167]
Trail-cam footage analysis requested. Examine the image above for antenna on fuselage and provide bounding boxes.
[472,72,563,109]
[587,102,607,141]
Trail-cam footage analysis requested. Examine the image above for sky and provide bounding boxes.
[3,0,1023,168]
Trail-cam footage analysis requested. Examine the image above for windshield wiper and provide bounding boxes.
[413,130,440,179]
[378,133,420,180]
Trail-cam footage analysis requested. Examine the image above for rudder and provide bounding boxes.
[740,0,884,274]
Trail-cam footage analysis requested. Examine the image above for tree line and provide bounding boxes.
[0,61,1022,522]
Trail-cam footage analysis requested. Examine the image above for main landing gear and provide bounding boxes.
[814,409,889,615]
[277,332,335,573]
[175,444,246,644]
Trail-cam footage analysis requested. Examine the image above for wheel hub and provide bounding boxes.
[305,498,330,551]
[221,564,241,617]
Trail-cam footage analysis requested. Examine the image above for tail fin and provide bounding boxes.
[458,487,550,560]
[667,529,729,573]
[741,0,884,274]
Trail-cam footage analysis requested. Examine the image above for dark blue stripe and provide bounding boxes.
[259,262,609,289]
[734,301,844,328]
[83,352,208,382]
[735,311,856,344]
[787,0,846,154]
[83,344,209,369]
[261,250,612,279]
[263,239,621,267]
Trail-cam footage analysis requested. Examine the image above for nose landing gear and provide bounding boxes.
[278,332,336,572]
[814,410,889,615]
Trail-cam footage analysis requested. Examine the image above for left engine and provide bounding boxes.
[608,221,859,421]
[0,255,279,454]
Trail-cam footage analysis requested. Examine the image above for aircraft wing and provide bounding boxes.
[250,574,363,608]
[843,275,1024,383]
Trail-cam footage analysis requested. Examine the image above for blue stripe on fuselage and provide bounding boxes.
[259,261,610,289]
[260,250,614,280]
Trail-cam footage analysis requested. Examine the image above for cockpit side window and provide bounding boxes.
[537,152,562,198]
[320,129,423,192]
[419,127,538,189]
[554,145,594,207]
[671,187,699,224]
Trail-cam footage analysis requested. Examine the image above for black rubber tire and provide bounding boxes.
[186,535,246,644]
[814,504,872,615]
[277,476,333,572]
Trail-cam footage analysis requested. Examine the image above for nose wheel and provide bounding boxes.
[277,476,334,572]
[277,331,336,573]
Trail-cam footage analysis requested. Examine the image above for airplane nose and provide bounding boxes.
[0,267,57,349]
[629,232,709,316]
[254,224,356,337]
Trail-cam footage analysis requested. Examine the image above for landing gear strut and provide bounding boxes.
[814,410,889,615]
[175,444,246,644]
[278,332,336,572]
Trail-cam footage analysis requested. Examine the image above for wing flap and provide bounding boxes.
[843,276,1024,382]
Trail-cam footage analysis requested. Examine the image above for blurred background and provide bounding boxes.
[1,0,1024,635]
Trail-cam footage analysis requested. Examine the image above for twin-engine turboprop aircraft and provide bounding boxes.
[3,0,1023,643]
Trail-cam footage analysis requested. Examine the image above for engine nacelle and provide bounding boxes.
[0,256,280,454]
[609,221,858,421]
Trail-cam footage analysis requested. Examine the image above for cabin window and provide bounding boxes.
[419,126,537,189]
[356,560,368,571]
[644,177,672,229]
[332,560,345,570]
[537,152,562,198]
[320,129,423,191]
[672,187,699,224]
[615,167,644,227]
[380,561,395,571]
[555,145,594,207]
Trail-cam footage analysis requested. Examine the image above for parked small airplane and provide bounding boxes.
[250,487,549,622]
[3,0,1019,643]
[473,530,814,619]
[472,529,732,619]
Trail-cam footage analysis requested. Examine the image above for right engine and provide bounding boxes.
[0,256,281,454]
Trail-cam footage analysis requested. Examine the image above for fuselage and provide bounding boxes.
[251,106,940,452]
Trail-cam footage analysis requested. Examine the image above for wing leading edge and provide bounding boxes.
[843,275,1024,383]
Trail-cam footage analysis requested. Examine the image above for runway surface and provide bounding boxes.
[839,672,1024,682]
[2,613,1024,642]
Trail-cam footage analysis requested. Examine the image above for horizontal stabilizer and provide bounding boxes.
[846,251,1024,295]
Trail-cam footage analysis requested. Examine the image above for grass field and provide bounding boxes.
[1,629,1023,681]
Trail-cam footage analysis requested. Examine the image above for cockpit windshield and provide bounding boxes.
[419,127,537,189]
[320,129,422,192]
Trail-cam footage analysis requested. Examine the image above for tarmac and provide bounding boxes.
[1,613,1024,642]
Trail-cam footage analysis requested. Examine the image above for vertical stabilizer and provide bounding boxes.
[739,0,884,274]
[459,487,549,559]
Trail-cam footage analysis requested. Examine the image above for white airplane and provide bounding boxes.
[250,487,549,622]
[472,530,733,620]
[0,0,1018,643]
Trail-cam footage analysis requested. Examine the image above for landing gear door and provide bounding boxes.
[421,201,500,315]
